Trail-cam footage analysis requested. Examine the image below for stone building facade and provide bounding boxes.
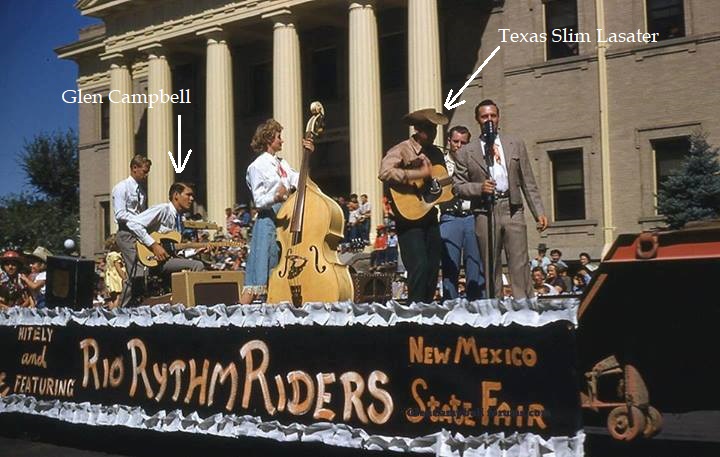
[57,0,720,262]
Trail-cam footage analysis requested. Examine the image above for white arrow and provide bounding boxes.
[444,45,501,111]
[168,114,192,173]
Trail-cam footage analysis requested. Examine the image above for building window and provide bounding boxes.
[653,136,690,209]
[647,0,685,40]
[550,149,585,221]
[545,0,579,60]
[100,96,110,140]
[442,2,486,83]
[380,32,406,90]
[99,199,111,248]
[311,47,338,101]
[250,62,272,114]
[309,140,350,198]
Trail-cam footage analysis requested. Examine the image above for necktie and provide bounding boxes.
[176,214,183,232]
[493,144,502,165]
[277,158,287,178]
[137,185,146,211]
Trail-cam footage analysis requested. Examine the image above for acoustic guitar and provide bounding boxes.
[389,164,454,220]
[136,231,244,268]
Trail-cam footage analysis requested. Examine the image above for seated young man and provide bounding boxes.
[126,182,205,283]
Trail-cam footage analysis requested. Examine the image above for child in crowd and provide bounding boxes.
[104,235,127,309]
[21,247,52,309]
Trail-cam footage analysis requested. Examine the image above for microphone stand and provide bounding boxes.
[482,123,496,299]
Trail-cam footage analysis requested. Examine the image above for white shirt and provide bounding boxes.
[246,152,300,209]
[387,234,398,248]
[359,201,372,218]
[479,136,508,192]
[348,208,360,224]
[112,176,147,224]
[127,202,180,247]
[29,271,46,298]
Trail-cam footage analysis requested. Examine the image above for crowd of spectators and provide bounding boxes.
[0,247,51,309]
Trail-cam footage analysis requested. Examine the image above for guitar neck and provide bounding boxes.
[175,242,241,249]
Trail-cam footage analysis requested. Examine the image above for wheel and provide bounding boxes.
[607,405,646,441]
[642,406,663,438]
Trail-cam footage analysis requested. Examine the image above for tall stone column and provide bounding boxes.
[140,43,173,206]
[407,0,443,145]
[198,27,236,229]
[349,2,383,241]
[107,54,134,231]
[266,10,303,169]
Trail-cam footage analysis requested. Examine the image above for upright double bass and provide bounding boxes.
[267,102,354,306]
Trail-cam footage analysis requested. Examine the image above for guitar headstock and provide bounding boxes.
[304,101,325,140]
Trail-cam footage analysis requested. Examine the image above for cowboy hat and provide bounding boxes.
[403,108,449,127]
[1,250,26,266]
[25,246,53,263]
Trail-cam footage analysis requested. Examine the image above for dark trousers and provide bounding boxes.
[398,224,441,303]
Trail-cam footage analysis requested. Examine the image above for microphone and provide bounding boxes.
[482,120,496,144]
[482,120,496,167]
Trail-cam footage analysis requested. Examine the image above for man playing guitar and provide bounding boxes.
[126,182,205,288]
[378,108,449,303]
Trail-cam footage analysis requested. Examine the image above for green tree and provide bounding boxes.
[656,132,720,229]
[0,130,80,252]
[0,194,79,252]
[19,129,79,212]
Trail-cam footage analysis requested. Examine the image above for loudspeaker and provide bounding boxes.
[171,271,244,306]
[45,255,96,310]
[352,272,393,304]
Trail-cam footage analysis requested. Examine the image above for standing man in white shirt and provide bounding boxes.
[126,182,205,278]
[112,154,151,305]
[439,126,484,300]
[358,193,372,244]
[453,100,548,299]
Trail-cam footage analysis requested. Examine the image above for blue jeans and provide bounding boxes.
[440,214,484,300]
[243,210,279,293]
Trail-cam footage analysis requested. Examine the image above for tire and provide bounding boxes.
[608,405,646,441]
[642,406,663,438]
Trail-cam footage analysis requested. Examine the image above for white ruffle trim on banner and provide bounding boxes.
[0,395,585,457]
[0,298,578,329]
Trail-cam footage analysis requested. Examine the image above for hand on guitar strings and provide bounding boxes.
[150,242,170,262]
[275,183,290,203]
[412,153,432,179]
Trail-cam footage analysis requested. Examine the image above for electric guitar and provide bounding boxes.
[389,164,454,220]
[136,231,245,268]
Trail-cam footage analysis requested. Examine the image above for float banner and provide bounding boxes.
[0,301,583,455]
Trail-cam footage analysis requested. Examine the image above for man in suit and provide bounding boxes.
[379,108,448,303]
[453,99,548,299]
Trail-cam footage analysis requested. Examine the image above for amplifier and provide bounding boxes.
[171,270,244,307]
[45,255,96,310]
[352,272,393,304]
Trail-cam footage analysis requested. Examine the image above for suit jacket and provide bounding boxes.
[452,133,545,221]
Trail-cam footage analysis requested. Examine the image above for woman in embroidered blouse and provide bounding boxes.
[0,251,32,308]
[241,119,314,304]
